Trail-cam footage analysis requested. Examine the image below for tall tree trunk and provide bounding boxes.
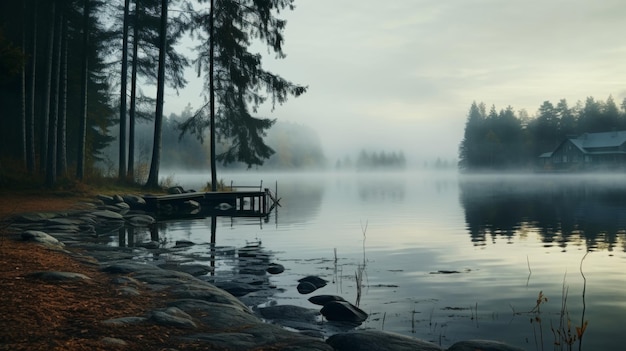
[40,1,56,174]
[119,0,131,181]
[46,10,63,187]
[57,16,68,177]
[209,0,216,191]
[21,0,27,168]
[145,0,168,188]
[127,0,140,182]
[26,0,37,174]
[76,0,89,180]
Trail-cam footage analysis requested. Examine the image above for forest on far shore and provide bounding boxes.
[458,95,626,170]
[99,105,328,177]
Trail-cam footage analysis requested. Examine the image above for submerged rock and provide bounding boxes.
[308,295,346,306]
[266,263,284,274]
[447,340,526,351]
[327,330,443,351]
[298,276,328,288]
[297,281,318,294]
[320,301,368,323]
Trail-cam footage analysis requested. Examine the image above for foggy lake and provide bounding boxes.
[118,171,626,349]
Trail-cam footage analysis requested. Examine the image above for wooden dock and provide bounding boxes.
[144,188,276,218]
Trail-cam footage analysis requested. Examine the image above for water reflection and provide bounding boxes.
[356,176,406,202]
[459,175,626,251]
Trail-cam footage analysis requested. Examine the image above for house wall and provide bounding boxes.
[550,140,584,167]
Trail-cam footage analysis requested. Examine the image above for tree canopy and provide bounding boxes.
[0,0,306,188]
[179,0,307,168]
[458,96,626,171]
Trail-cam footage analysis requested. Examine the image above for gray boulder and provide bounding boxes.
[21,230,64,248]
[150,307,197,329]
[308,295,346,306]
[447,340,527,351]
[92,210,125,221]
[298,276,328,288]
[320,301,368,323]
[257,305,320,323]
[297,281,318,294]
[266,263,285,274]
[326,330,443,351]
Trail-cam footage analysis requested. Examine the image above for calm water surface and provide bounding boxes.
[123,171,626,349]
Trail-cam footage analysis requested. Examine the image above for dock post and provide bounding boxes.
[263,189,268,214]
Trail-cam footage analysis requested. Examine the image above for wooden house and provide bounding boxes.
[540,130,626,171]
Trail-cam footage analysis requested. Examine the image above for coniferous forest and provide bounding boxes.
[0,0,305,188]
[458,96,626,171]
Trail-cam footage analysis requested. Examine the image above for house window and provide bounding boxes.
[563,155,568,163]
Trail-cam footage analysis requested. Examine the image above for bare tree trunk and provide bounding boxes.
[26,0,37,174]
[127,0,140,182]
[40,1,56,174]
[57,15,68,177]
[76,0,89,180]
[46,9,63,187]
[119,0,131,181]
[21,0,27,168]
[209,0,216,191]
[145,0,168,188]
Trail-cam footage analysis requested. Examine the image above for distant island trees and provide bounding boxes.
[458,96,626,170]
[335,150,407,170]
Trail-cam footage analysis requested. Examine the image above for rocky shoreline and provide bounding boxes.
[5,193,527,351]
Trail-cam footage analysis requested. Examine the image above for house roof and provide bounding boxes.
[569,130,626,151]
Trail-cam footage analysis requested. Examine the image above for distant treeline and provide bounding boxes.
[336,150,406,170]
[458,96,626,170]
[102,106,326,176]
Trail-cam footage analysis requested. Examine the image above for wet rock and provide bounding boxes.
[92,210,125,221]
[96,194,115,204]
[257,305,320,323]
[137,241,160,249]
[447,340,526,351]
[297,281,318,294]
[174,239,195,248]
[167,186,184,194]
[320,301,368,323]
[213,281,263,297]
[15,212,57,223]
[298,276,328,289]
[113,202,130,211]
[182,323,333,351]
[266,263,285,274]
[125,214,156,227]
[122,194,147,209]
[47,218,83,226]
[158,263,213,277]
[44,224,80,233]
[308,295,346,306]
[326,330,443,351]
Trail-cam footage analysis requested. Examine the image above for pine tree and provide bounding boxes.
[180,0,307,189]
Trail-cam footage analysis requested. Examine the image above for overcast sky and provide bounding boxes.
[164,0,626,163]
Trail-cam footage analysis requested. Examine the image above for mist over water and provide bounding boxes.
[129,170,626,348]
